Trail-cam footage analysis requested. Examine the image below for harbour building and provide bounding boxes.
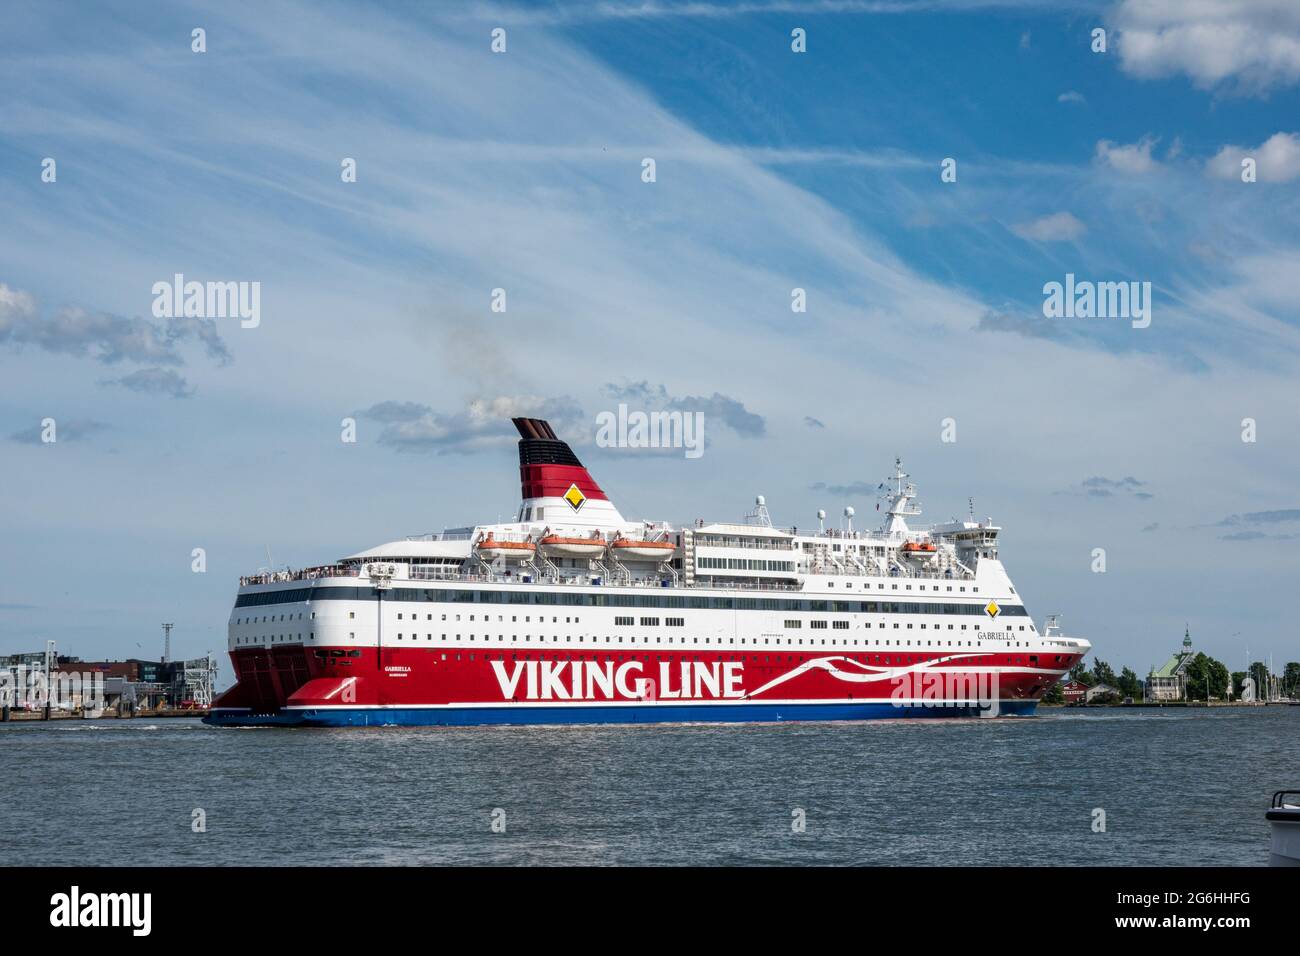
[1146,627,1195,702]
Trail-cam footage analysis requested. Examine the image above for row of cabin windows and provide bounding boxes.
[697,557,796,572]
[234,612,309,624]
[235,588,1019,613]
[234,612,1032,635]
[820,581,990,594]
[397,612,582,624]
[329,632,1039,649]
[233,620,1035,645]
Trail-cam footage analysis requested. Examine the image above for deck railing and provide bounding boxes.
[241,562,977,591]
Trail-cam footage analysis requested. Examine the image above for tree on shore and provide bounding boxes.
[1284,662,1300,698]
[1249,661,1270,696]
[1068,661,1095,686]
[1117,666,1141,699]
[1092,659,1118,688]
[1185,652,1230,700]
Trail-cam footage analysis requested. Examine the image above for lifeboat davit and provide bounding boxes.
[609,537,676,561]
[476,535,536,559]
[539,534,607,557]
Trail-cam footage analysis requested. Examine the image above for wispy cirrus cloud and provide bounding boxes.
[1215,508,1300,527]
[463,0,1080,26]
[1009,211,1086,242]
[810,479,878,497]
[975,310,1069,340]
[1056,476,1153,499]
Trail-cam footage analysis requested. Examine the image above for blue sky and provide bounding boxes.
[2,0,1299,679]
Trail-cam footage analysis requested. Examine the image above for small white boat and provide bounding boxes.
[609,537,676,561]
[475,535,536,560]
[538,534,607,557]
[1268,790,1300,866]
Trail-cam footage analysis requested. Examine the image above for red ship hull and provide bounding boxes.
[206,644,1074,726]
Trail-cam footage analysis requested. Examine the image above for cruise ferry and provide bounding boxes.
[206,418,1090,726]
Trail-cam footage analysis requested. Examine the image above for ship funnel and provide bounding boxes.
[512,418,624,528]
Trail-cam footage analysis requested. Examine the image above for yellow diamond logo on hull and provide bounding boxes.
[985,600,1000,619]
[563,483,586,511]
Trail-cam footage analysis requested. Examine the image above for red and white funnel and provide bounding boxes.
[513,418,625,528]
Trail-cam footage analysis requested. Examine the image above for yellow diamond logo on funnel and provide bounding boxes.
[563,483,586,511]
[985,600,1000,619]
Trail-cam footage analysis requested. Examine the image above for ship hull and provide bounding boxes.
[203,643,1054,727]
[206,699,1038,727]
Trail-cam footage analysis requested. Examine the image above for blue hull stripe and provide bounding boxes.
[204,700,1038,727]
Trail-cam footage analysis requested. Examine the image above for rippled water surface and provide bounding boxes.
[3,707,1295,865]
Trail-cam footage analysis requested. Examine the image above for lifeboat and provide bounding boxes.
[475,534,536,559]
[901,541,937,554]
[539,534,607,557]
[609,537,676,561]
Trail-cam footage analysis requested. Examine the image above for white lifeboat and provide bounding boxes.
[475,534,536,560]
[539,534,607,557]
[609,537,676,561]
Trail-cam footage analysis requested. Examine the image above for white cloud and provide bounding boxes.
[0,283,38,319]
[0,284,232,368]
[1057,90,1086,103]
[1009,211,1087,242]
[1094,136,1160,174]
[1113,0,1300,94]
[99,367,194,399]
[355,396,586,454]
[1206,131,1300,182]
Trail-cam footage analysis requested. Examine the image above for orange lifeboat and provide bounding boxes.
[901,541,937,554]
[476,534,537,559]
[539,534,607,557]
[610,537,676,561]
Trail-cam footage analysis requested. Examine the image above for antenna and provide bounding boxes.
[878,458,921,534]
[161,623,174,664]
[844,506,855,534]
[817,509,826,533]
[746,495,772,528]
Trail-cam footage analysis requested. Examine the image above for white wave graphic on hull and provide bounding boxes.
[746,652,997,699]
